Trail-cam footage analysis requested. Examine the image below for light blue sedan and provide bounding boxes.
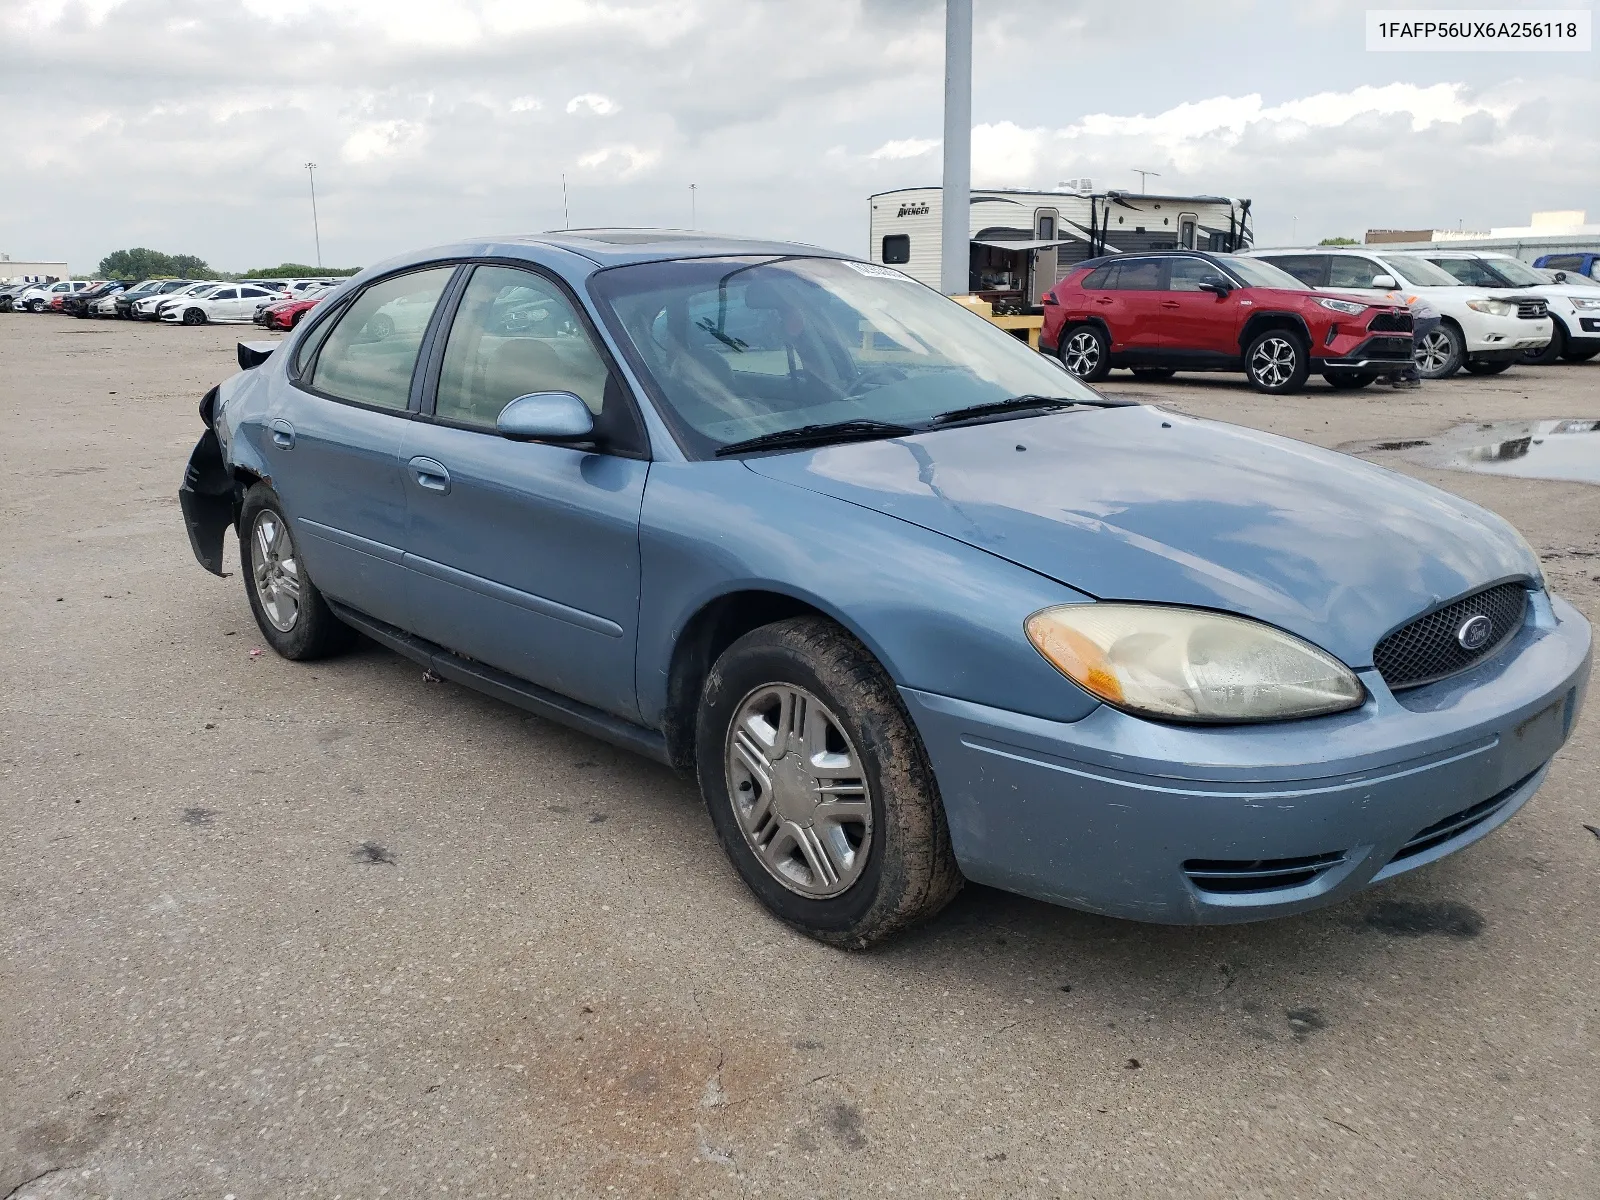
[179,230,1591,947]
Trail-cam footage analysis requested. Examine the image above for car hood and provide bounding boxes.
[743,405,1539,668]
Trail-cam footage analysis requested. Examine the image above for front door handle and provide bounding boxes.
[409,456,451,495]
[269,418,295,449]
[1160,300,1181,309]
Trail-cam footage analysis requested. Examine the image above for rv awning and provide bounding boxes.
[970,238,1076,251]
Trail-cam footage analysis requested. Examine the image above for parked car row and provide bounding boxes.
[1042,245,1594,393]
[1,276,342,324]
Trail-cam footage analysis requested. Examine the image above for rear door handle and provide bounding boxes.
[409,456,451,495]
[269,418,295,449]
[1095,297,1114,306]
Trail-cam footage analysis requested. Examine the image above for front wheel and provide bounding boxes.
[1464,360,1512,376]
[1522,324,1565,366]
[1244,329,1310,393]
[1057,325,1111,381]
[240,485,355,660]
[1562,346,1599,363]
[1415,323,1464,379]
[181,307,207,325]
[28,299,46,313]
[696,617,963,949]
[1322,370,1376,390]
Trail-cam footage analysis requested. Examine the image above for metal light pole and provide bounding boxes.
[304,162,322,268]
[562,173,570,229]
[940,0,972,295]
[1133,168,1160,193]
[690,183,697,230]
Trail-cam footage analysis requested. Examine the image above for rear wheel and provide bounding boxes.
[1130,367,1177,381]
[1464,360,1512,376]
[1058,324,1111,381]
[1322,370,1376,389]
[1244,329,1310,393]
[240,484,355,661]
[1522,323,1566,366]
[1415,323,1464,379]
[696,617,963,948]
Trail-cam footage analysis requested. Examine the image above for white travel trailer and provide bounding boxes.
[868,186,1253,311]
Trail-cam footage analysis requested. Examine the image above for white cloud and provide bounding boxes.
[576,143,659,176]
[509,95,542,113]
[869,137,940,160]
[341,119,427,163]
[565,92,619,116]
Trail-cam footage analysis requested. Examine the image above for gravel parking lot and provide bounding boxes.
[2,318,1596,1199]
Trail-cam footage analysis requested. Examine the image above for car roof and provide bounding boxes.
[1068,249,1233,271]
[395,228,847,270]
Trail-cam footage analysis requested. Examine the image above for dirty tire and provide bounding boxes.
[1562,346,1599,362]
[696,617,963,949]
[1521,323,1565,366]
[239,483,355,661]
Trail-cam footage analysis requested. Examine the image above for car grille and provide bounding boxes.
[1362,335,1416,358]
[1367,311,1414,333]
[1372,583,1528,692]
[1183,851,1346,895]
[1514,298,1548,320]
[1388,768,1538,864]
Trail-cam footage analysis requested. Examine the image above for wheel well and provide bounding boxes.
[661,590,832,776]
[1238,313,1309,352]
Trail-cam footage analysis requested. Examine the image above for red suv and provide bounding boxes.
[1043,251,1415,393]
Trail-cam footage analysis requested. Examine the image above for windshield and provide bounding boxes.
[1480,257,1547,287]
[1218,255,1307,290]
[1384,256,1464,288]
[588,256,1100,457]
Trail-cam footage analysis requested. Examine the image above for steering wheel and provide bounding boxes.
[839,362,908,401]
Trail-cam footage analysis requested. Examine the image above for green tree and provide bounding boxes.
[96,247,213,280]
[1318,236,1359,246]
[242,262,362,279]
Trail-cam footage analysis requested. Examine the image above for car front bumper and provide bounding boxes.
[902,591,1590,924]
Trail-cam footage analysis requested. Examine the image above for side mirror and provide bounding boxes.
[1371,274,1398,289]
[1553,271,1568,283]
[1198,276,1233,295]
[496,392,595,443]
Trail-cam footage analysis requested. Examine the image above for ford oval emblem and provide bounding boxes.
[1456,613,1493,651]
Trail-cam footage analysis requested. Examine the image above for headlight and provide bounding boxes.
[1316,297,1367,316]
[1466,298,1516,317]
[1025,604,1365,723]
[1572,298,1600,311]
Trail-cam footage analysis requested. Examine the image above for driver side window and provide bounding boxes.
[434,265,612,428]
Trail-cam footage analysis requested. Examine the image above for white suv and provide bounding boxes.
[1244,247,1552,379]
[16,279,91,313]
[1399,251,1600,365]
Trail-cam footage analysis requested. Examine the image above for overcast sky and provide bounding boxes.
[2,0,1594,274]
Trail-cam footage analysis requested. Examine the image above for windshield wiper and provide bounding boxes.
[929,393,1135,426]
[714,419,916,457]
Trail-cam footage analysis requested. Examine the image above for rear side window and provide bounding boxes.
[1081,265,1112,289]
[1112,259,1162,290]
[1263,255,1325,287]
[309,267,455,411]
[1541,255,1580,270]
[881,235,910,265]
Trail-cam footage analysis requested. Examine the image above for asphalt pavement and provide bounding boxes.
[1,317,1596,1199]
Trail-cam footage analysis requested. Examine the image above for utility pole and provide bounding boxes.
[1133,168,1160,193]
[940,0,972,295]
[562,174,570,229]
[690,183,697,230]
[304,162,322,268]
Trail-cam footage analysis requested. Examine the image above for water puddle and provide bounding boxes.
[1346,418,1600,485]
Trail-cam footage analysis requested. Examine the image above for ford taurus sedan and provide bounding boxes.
[178,230,1591,948]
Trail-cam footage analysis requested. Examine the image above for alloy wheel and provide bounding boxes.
[250,510,302,633]
[724,683,873,898]
[1416,329,1453,375]
[1061,330,1102,377]
[1249,336,1298,388]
